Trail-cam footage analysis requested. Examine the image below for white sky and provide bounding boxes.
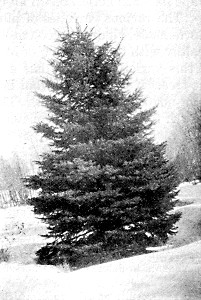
[0,0,201,159]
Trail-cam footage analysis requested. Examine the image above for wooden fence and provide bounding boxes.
[0,189,38,208]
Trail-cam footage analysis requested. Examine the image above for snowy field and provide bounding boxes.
[0,182,201,299]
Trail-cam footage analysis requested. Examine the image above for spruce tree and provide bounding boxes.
[26,25,181,269]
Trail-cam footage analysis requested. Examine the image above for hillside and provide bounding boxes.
[0,182,201,299]
[0,240,201,300]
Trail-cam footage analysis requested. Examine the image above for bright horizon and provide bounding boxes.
[1,0,201,159]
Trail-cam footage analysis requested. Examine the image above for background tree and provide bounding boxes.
[26,25,181,269]
[166,94,201,182]
[0,154,31,206]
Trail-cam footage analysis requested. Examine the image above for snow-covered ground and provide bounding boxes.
[0,182,201,299]
[0,241,201,299]
[0,205,48,264]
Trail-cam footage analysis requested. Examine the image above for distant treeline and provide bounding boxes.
[0,153,38,208]
[0,189,38,208]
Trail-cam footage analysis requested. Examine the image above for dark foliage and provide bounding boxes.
[26,25,181,269]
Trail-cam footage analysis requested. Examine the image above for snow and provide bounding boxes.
[0,205,48,264]
[0,241,201,299]
[0,182,201,299]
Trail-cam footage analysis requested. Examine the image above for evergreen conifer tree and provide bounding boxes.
[26,25,181,269]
